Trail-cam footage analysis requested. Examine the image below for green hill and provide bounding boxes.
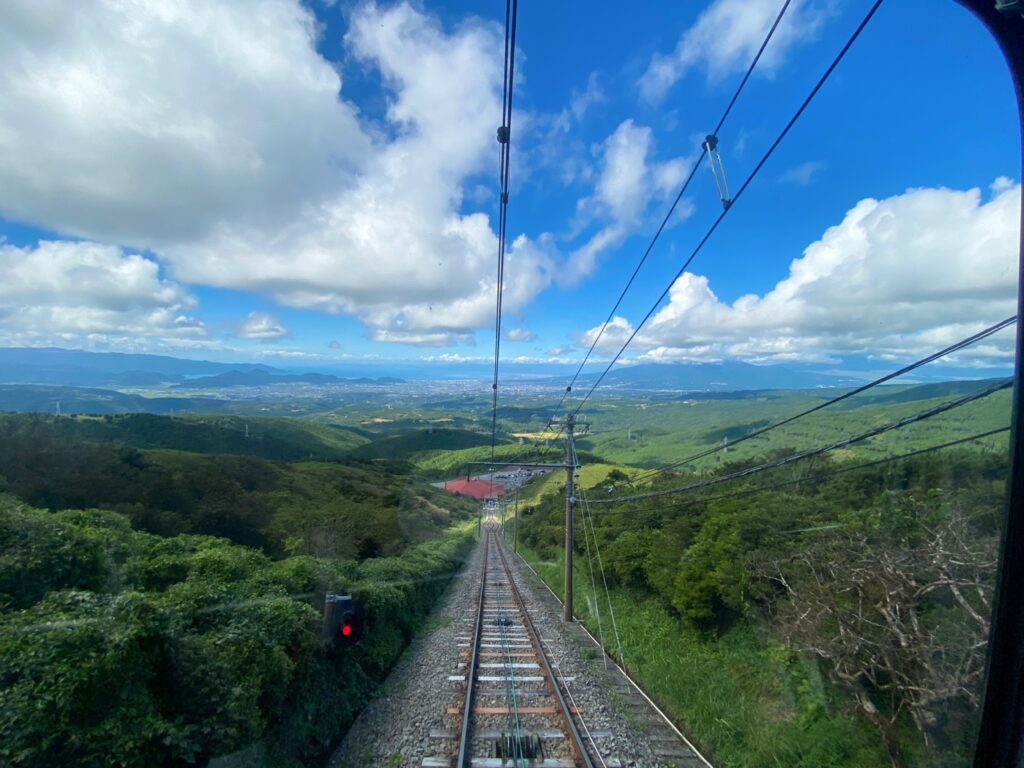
[0,412,369,461]
[0,384,228,414]
[349,427,495,461]
[0,413,472,559]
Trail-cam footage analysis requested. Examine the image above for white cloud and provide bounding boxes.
[507,327,537,342]
[422,352,489,363]
[595,121,659,223]
[510,354,579,365]
[0,1,557,344]
[237,312,288,340]
[565,120,695,283]
[586,181,1021,366]
[569,71,605,122]
[163,3,557,341]
[546,345,574,358]
[779,160,825,186]
[372,329,474,347]
[579,315,636,351]
[639,0,831,103]
[0,0,368,245]
[0,240,204,346]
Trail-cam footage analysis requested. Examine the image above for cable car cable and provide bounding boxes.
[590,376,1010,506]
[489,0,520,496]
[615,426,1010,518]
[629,315,1016,483]
[553,0,796,420]
[571,0,886,419]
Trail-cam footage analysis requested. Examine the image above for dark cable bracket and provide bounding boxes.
[702,134,733,210]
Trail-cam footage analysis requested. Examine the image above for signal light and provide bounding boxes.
[324,594,365,648]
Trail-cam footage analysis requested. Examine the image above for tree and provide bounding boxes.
[758,498,995,767]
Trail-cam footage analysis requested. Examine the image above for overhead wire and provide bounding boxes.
[552,0,797,420]
[578,484,625,664]
[612,426,1010,519]
[629,315,1017,483]
[589,376,1012,506]
[489,0,520,497]
[571,0,886,418]
[576,481,608,669]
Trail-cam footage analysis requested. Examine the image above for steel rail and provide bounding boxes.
[494,534,596,768]
[456,536,488,767]
[492,533,526,764]
[513,550,715,768]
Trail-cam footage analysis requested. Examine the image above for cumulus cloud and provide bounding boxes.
[237,312,288,340]
[163,3,558,342]
[507,327,538,342]
[546,346,574,358]
[639,0,831,103]
[0,240,204,346]
[0,0,556,345]
[372,329,474,347]
[579,315,636,351]
[0,0,367,245]
[584,181,1021,366]
[565,120,694,283]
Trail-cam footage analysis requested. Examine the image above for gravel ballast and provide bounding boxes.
[329,530,710,767]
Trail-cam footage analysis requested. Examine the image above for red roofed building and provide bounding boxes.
[443,478,507,500]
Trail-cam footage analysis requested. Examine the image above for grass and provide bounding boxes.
[515,462,634,507]
[576,386,1012,472]
[516,544,889,768]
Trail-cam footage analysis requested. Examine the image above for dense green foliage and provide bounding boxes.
[348,427,497,461]
[0,412,369,461]
[0,383,1011,768]
[0,413,475,558]
[0,497,476,768]
[518,446,1006,767]
[575,383,1010,470]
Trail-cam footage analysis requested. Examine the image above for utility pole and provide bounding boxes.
[564,411,576,622]
[513,488,519,555]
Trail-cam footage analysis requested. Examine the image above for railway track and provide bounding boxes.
[423,527,604,768]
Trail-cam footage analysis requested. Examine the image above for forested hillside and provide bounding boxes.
[518,444,1006,767]
[0,413,370,460]
[0,411,482,768]
[0,414,475,558]
[0,498,475,768]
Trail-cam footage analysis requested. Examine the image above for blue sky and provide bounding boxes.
[0,0,1019,375]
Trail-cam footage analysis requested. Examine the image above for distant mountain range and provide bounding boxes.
[0,347,276,386]
[567,361,867,392]
[0,346,1007,394]
[0,348,402,388]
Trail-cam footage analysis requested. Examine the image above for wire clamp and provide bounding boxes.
[496,125,510,144]
[702,133,733,211]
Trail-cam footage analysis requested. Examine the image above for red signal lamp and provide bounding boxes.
[324,595,365,648]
